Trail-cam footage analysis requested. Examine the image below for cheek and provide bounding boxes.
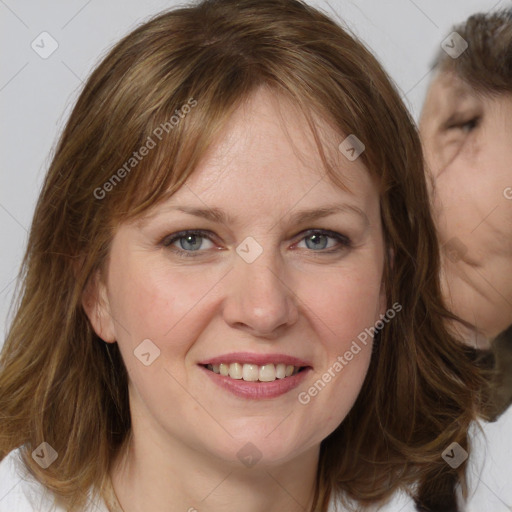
[107,256,221,354]
[313,277,380,333]
[304,276,381,433]
[435,147,512,240]
[297,316,374,440]
[108,246,384,370]
[306,255,383,389]
[297,259,384,352]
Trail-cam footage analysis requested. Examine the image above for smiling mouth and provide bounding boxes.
[202,363,307,382]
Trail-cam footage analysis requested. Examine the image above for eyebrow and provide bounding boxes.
[166,204,369,226]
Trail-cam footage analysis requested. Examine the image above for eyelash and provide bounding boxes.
[161,229,352,258]
[446,116,479,133]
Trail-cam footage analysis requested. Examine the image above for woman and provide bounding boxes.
[419,9,512,509]
[0,1,491,511]
[420,10,512,352]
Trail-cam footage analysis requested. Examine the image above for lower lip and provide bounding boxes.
[199,366,311,399]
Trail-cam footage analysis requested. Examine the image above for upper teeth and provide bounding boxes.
[206,363,299,381]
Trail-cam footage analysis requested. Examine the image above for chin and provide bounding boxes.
[207,429,317,469]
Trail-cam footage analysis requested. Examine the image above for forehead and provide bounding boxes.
[183,87,375,201]
[421,72,476,119]
[135,87,380,229]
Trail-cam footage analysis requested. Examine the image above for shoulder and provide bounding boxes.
[0,447,107,512]
[0,446,63,512]
[329,408,512,511]
[464,404,512,511]
[328,488,416,511]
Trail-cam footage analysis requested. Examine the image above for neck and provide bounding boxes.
[110,396,320,512]
[445,319,491,350]
[439,256,511,347]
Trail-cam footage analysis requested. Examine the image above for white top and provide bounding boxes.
[0,449,108,512]
[1,408,511,512]
[464,404,512,511]
[373,405,512,512]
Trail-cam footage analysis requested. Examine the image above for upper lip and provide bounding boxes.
[199,352,312,367]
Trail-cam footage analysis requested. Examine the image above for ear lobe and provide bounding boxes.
[82,269,116,343]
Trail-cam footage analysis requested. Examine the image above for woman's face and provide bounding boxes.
[420,71,512,342]
[86,87,386,467]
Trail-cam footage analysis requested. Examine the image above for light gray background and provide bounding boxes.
[0,0,505,343]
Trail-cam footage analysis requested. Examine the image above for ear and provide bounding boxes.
[82,269,117,343]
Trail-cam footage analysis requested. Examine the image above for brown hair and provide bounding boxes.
[432,9,512,94]
[0,1,492,511]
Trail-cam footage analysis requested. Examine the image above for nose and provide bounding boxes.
[221,244,299,338]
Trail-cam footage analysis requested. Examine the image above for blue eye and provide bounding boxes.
[161,229,351,258]
[162,230,215,256]
[297,230,350,251]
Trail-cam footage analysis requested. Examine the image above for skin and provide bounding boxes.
[83,86,387,512]
[420,71,512,347]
